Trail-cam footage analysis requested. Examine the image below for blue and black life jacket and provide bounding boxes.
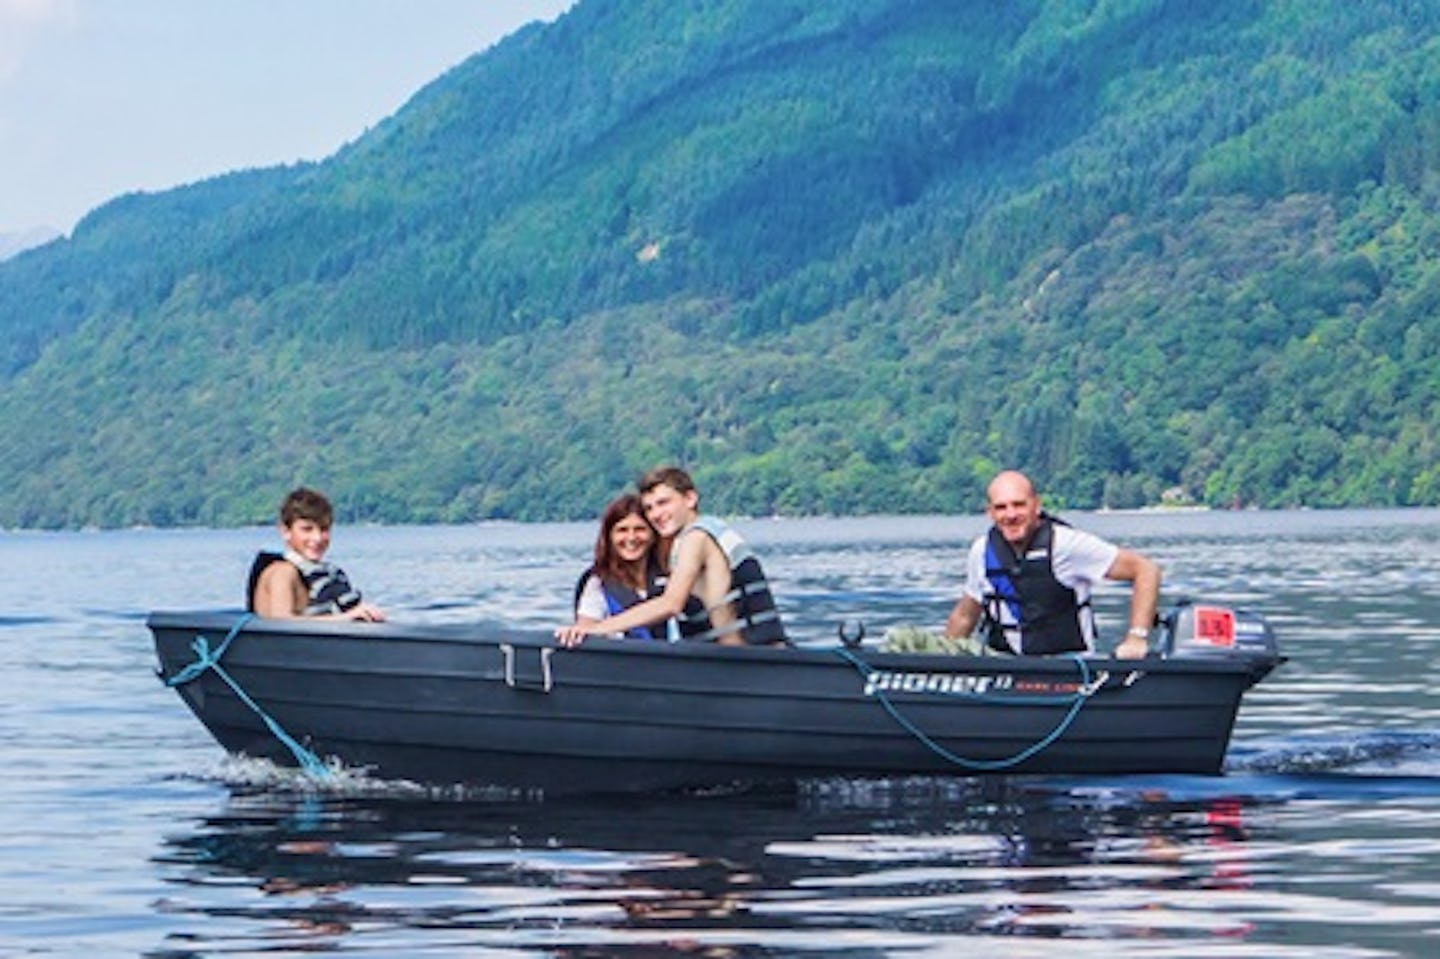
[981,515,1088,655]
[571,561,666,641]
[671,517,787,646]
[246,550,362,616]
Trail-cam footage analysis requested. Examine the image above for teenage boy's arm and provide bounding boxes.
[324,600,387,622]
[253,564,303,618]
[555,533,703,646]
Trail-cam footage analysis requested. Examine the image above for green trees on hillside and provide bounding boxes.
[3,0,1440,527]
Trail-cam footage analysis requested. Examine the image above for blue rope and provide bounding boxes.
[164,613,332,779]
[835,647,1098,771]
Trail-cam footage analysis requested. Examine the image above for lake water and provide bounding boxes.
[2,509,1438,957]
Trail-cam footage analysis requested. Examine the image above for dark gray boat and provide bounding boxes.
[148,602,1282,793]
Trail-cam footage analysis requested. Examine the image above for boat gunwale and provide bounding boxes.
[147,609,1268,679]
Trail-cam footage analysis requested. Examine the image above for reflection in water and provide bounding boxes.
[152,776,1277,955]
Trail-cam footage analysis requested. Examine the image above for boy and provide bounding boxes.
[247,487,386,622]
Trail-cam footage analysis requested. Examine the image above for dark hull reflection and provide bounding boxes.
[152,774,1295,955]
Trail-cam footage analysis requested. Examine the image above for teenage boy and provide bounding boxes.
[247,487,386,622]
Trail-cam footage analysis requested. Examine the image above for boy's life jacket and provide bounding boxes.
[670,516,787,646]
[246,550,362,616]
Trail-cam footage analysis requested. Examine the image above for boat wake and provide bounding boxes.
[1226,728,1440,775]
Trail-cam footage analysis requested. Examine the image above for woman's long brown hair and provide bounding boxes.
[592,493,654,591]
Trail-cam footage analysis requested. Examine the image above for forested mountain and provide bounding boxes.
[2,0,1439,528]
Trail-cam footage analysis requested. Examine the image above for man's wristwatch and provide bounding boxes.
[1126,626,1149,639]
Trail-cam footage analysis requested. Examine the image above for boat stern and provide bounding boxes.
[1160,600,1284,684]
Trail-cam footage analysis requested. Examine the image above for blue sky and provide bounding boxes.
[0,0,573,238]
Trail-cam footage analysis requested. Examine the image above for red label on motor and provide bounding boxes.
[1193,606,1236,646]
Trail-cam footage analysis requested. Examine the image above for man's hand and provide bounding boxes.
[1114,633,1149,659]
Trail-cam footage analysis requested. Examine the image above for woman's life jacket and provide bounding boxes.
[571,560,666,641]
[670,516,787,645]
[981,515,1090,655]
[246,550,363,616]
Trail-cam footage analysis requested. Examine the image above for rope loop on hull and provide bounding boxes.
[836,648,1104,771]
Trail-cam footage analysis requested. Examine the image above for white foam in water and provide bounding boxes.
[195,754,544,802]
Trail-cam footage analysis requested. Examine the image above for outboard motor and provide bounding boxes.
[1159,599,1284,683]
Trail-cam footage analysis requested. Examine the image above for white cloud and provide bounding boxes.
[0,0,76,79]
[0,0,75,23]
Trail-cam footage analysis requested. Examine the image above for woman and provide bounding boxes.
[573,493,668,639]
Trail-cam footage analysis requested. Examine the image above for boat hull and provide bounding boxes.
[149,611,1269,792]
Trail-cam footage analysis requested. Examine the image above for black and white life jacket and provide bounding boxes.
[670,516,787,645]
[246,550,362,616]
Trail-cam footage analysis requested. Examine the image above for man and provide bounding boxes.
[945,470,1158,659]
[555,466,786,647]
[247,486,386,622]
